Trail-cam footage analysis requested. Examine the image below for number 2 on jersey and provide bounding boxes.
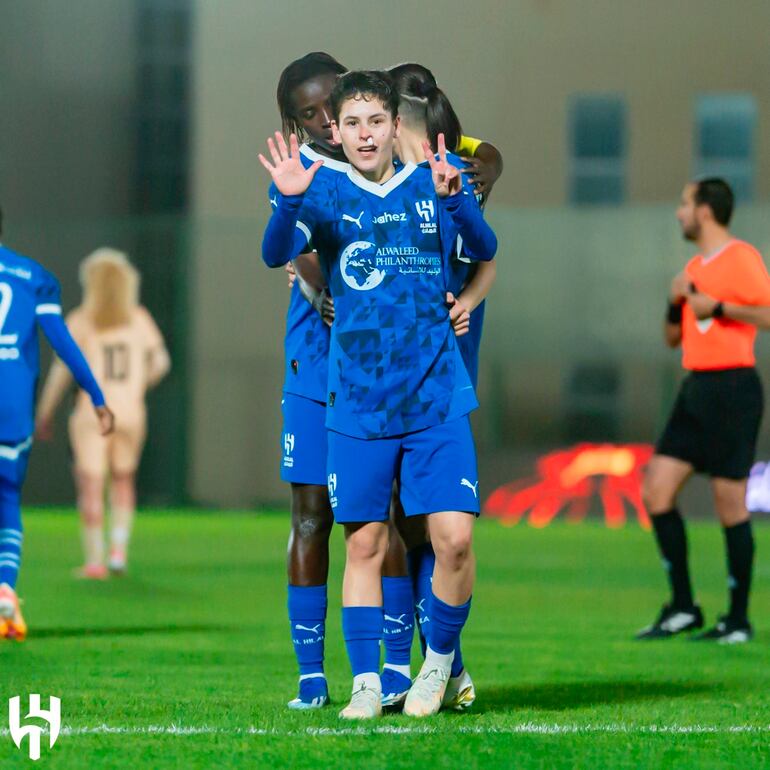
[0,283,19,345]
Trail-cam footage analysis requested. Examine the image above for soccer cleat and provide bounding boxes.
[74,564,109,580]
[403,659,451,718]
[442,668,476,711]
[380,668,412,711]
[635,603,704,639]
[691,616,753,644]
[339,682,382,720]
[108,549,127,576]
[0,583,27,641]
[287,676,329,710]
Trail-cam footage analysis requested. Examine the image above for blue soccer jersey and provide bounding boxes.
[439,152,488,390]
[0,246,63,443]
[271,144,350,403]
[263,162,497,439]
[0,245,104,446]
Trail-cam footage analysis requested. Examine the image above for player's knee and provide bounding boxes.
[345,527,387,565]
[712,485,749,527]
[292,511,333,544]
[433,530,472,571]
[111,471,135,486]
[642,476,673,515]
[80,503,103,526]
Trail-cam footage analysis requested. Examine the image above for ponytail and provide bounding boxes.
[424,85,462,154]
[387,62,463,152]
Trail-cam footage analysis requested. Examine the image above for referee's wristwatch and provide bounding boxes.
[712,301,725,319]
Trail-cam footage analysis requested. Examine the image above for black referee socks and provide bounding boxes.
[651,508,695,609]
[723,520,754,624]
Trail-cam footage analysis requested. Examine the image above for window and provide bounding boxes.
[568,95,627,205]
[694,94,757,202]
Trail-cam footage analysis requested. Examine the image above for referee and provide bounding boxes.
[637,178,770,643]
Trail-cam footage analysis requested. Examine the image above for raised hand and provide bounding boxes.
[258,132,323,197]
[423,133,462,198]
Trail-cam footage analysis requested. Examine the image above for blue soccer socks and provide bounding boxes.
[342,606,383,678]
[0,484,23,589]
[428,591,471,656]
[287,584,327,677]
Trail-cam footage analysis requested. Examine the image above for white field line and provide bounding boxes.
[0,723,768,738]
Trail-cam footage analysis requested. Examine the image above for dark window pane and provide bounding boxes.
[570,96,626,159]
[697,95,755,159]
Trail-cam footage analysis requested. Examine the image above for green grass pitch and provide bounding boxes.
[0,510,769,768]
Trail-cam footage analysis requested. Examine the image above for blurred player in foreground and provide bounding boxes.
[37,249,169,578]
[261,71,497,719]
[638,179,770,644]
[0,209,113,638]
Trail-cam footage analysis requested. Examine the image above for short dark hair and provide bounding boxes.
[330,70,399,122]
[693,177,734,226]
[276,52,347,140]
[387,62,463,153]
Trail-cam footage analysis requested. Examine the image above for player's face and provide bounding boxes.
[289,74,341,155]
[332,95,399,178]
[676,183,701,242]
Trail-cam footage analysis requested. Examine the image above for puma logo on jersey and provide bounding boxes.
[342,211,364,229]
[461,478,479,497]
[269,196,278,208]
[384,614,408,626]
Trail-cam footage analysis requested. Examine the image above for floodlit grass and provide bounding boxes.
[0,510,769,768]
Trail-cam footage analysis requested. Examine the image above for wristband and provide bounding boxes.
[712,301,725,319]
[667,302,683,324]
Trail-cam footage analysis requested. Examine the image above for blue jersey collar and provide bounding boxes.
[300,144,350,173]
[346,162,418,198]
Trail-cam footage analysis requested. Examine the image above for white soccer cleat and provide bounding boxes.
[403,657,451,718]
[339,682,382,720]
[442,668,476,711]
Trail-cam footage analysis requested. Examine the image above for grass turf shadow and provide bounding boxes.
[471,679,721,714]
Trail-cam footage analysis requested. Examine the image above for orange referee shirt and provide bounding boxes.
[682,240,770,371]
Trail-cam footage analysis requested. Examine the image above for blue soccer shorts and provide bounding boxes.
[280,392,328,486]
[327,415,480,524]
[0,437,32,491]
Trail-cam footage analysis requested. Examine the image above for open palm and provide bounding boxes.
[423,133,462,198]
[258,132,322,196]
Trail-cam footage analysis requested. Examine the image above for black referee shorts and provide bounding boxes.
[656,367,764,480]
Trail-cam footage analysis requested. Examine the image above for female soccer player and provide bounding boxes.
[378,63,501,711]
[272,52,349,711]
[37,248,169,578]
[261,69,497,720]
[0,210,113,640]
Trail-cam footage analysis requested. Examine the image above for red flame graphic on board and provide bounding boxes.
[483,443,654,529]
